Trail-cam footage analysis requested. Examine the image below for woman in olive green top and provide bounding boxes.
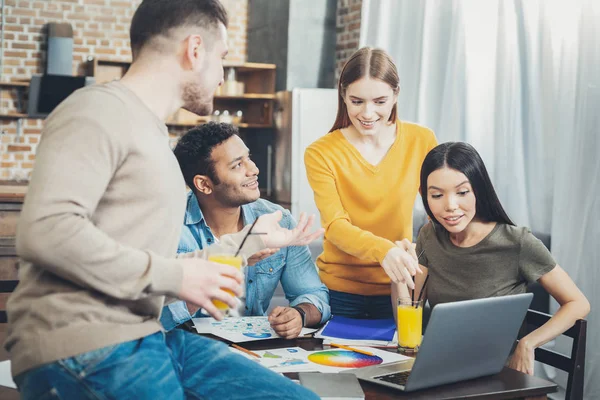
[395,142,590,376]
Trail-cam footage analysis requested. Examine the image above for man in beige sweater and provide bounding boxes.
[5,1,321,399]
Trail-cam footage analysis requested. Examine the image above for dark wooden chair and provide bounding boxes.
[519,309,587,400]
[0,280,18,323]
[0,243,19,324]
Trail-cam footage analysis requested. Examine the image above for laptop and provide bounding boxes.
[345,293,533,392]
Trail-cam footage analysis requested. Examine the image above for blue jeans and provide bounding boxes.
[14,330,319,400]
[329,289,393,319]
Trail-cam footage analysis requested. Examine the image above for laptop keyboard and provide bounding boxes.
[374,370,411,386]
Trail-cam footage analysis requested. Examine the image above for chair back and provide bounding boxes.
[0,194,22,324]
[520,309,587,400]
[0,243,19,324]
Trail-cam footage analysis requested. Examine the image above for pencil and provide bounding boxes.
[230,343,261,358]
[329,343,374,356]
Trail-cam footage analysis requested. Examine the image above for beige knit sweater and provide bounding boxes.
[4,81,262,377]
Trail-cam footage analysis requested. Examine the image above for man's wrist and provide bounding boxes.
[292,306,306,327]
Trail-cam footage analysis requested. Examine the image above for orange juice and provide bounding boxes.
[397,303,423,351]
[209,254,243,310]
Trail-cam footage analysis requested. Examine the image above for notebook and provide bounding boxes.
[299,372,365,400]
[316,316,396,341]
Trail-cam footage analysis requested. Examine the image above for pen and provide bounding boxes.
[329,343,374,356]
[230,343,261,358]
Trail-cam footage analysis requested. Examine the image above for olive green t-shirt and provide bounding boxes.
[416,222,556,307]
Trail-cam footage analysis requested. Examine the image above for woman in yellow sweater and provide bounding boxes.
[304,47,437,318]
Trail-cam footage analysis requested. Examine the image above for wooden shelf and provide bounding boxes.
[165,121,204,128]
[0,184,26,203]
[90,59,276,71]
[94,59,131,66]
[0,81,30,88]
[0,84,30,120]
[0,113,30,119]
[166,121,271,129]
[223,62,276,71]
[215,94,275,100]
[89,59,276,71]
[86,58,131,84]
[0,60,278,128]
[238,123,272,129]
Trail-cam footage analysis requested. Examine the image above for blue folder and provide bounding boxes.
[320,316,396,341]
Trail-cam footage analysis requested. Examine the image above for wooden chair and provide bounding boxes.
[519,309,587,400]
[0,243,19,324]
[0,280,18,323]
[1,188,24,324]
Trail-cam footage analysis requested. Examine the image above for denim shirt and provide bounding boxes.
[160,192,331,331]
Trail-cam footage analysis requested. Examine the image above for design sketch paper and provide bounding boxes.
[193,316,316,342]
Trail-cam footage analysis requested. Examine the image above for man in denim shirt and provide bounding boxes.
[162,122,330,338]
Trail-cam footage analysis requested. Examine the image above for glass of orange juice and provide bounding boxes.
[204,244,247,312]
[397,297,423,354]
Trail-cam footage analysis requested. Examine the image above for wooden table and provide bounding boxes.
[0,332,557,399]
[0,183,557,398]
[245,337,557,400]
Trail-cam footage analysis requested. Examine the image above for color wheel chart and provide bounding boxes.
[307,350,383,368]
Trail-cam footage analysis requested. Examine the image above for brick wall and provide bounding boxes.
[335,0,362,84]
[0,0,248,181]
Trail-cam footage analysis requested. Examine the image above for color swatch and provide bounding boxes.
[308,350,383,368]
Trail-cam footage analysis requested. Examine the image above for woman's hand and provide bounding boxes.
[508,340,535,375]
[381,239,421,287]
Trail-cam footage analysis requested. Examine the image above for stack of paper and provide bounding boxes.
[314,316,398,347]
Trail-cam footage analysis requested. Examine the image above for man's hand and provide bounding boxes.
[247,248,279,266]
[186,302,201,316]
[254,211,324,249]
[177,258,244,321]
[268,306,303,339]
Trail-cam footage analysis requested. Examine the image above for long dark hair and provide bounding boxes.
[329,47,399,132]
[420,142,515,228]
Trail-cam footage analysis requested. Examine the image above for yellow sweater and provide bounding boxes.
[304,121,437,295]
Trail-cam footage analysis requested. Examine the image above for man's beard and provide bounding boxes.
[213,184,259,208]
[182,82,213,116]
